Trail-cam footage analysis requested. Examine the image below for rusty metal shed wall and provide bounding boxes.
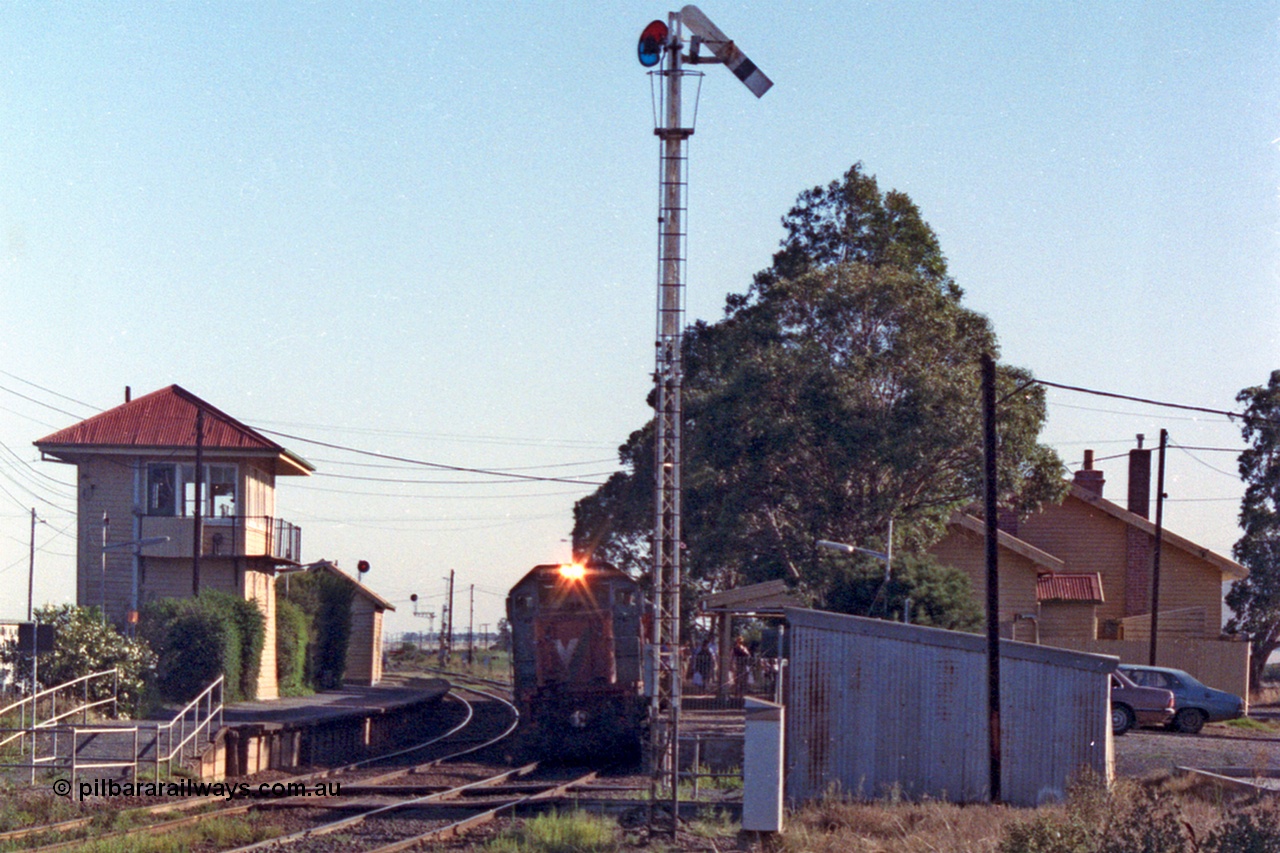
[784,607,1114,807]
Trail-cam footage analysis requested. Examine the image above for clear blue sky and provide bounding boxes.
[0,2,1276,639]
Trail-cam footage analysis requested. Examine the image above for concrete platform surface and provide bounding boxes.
[140,675,450,726]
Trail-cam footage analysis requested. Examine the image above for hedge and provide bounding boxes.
[141,590,265,703]
[276,598,310,696]
[277,570,354,691]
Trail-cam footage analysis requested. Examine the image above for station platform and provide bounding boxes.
[210,675,450,726]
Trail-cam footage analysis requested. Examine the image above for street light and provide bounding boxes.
[817,521,893,581]
[101,530,170,628]
[818,521,897,619]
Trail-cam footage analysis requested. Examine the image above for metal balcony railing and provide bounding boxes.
[140,515,302,563]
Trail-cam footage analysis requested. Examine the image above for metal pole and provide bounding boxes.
[27,508,35,621]
[468,584,475,667]
[446,570,455,661]
[1148,429,1168,666]
[101,512,109,623]
[885,518,893,581]
[650,13,688,836]
[192,407,204,595]
[132,459,143,635]
[981,353,1002,804]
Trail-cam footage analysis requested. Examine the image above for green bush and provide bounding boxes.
[276,598,310,696]
[278,570,353,690]
[0,604,156,717]
[141,591,265,703]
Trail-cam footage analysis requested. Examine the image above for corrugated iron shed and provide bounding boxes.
[784,607,1115,807]
[34,385,312,475]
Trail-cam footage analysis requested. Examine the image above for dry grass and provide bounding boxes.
[775,772,1280,853]
[781,796,1017,853]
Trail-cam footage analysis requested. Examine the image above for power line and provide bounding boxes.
[1037,380,1245,420]
[252,419,615,450]
[259,428,607,486]
[1174,445,1239,479]
[0,370,100,412]
[315,469,619,486]
[0,384,88,420]
[306,455,620,472]
[282,482,592,500]
[0,439,76,494]
[1049,400,1224,423]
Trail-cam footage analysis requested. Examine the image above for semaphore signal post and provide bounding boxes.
[637,5,771,835]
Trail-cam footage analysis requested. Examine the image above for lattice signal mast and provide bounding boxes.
[638,5,771,831]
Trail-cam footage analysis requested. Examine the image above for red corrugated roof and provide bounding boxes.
[34,385,313,472]
[1037,573,1105,604]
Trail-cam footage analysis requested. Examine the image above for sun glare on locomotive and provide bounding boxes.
[557,563,587,581]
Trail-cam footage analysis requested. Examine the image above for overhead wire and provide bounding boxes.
[259,428,607,486]
[305,455,620,472]
[282,482,591,499]
[0,383,89,420]
[1036,379,1247,420]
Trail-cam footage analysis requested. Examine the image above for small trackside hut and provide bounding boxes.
[507,563,646,759]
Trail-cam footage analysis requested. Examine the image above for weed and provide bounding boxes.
[36,815,281,853]
[687,807,738,839]
[1200,801,1280,853]
[1224,717,1273,732]
[487,810,618,853]
[999,811,1094,853]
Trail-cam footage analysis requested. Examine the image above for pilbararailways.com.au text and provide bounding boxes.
[68,778,340,802]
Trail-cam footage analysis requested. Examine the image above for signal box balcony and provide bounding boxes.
[139,515,302,564]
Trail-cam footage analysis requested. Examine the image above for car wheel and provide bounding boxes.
[1111,704,1135,736]
[1174,708,1206,734]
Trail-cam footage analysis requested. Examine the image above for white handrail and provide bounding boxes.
[151,676,224,778]
[0,669,119,750]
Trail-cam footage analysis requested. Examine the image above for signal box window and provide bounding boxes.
[147,463,238,518]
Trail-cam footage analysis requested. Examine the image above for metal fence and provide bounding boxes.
[0,672,223,785]
[0,669,119,751]
[0,668,122,784]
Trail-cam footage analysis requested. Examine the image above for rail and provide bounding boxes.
[151,676,224,779]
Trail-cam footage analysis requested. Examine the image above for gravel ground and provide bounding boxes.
[1113,719,1280,778]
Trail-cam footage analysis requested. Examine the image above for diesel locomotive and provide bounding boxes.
[506,562,647,759]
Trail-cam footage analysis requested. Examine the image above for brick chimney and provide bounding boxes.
[1127,435,1152,519]
[1073,449,1105,497]
[1124,435,1154,616]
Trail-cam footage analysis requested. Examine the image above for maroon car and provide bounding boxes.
[1110,670,1175,735]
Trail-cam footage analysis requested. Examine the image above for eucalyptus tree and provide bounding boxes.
[1225,370,1280,687]
[574,164,1065,606]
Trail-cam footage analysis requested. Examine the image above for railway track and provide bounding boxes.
[228,764,600,852]
[3,683,524,853]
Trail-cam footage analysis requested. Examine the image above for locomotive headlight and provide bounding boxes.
[558,563,587,581]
